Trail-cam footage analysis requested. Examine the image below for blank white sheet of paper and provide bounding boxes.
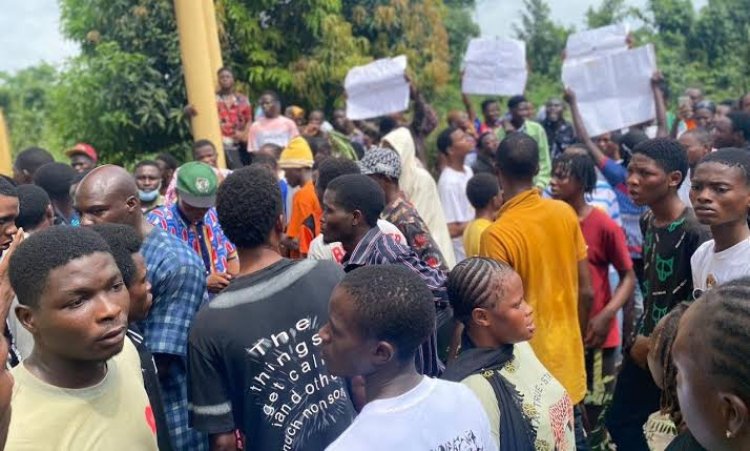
[461,38,527,96]
[565,23,629,61]
[345,55,409,121]
[562,44,657,137]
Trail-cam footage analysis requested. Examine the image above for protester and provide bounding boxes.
[76,165,208,450]
[148,162,239,294]
[717,99,735,119]
[712,111,750,149]
[7,184,50,359]
[561,145,622,224]
[495,95,552,190]
[736,92,750,113]
[164,140,232,205]
[134,160,165,213]
[693,101,716,130]
[463,173,502,258]
[606,138,709,450]
[188,166,355,450]
[542,97,576,158]
[91,223,174,451]
[246,91,299,152]
[402,77,439,163]
[321,174,449,376]
[12,147,54,185]
[382,127,456,267]
[690,148,750,293]
[155,153,179,196]
[444,258,576,449]
[63,142,98,173]
[308,156,406,263]
[462,94,502,135]
[332,108,365,146]
[33,162,79,226]
[359,147,446,269]
[676,128,712,207]
[15,184,52,233]
[472,132,499,175]
[216,67,252,167]
[437,126,476,262]
[671,279,750,451]
[566,89,648,290]
[479,132,593,447]
[320,265,495,450]
[7,227,158,449]
[278,136,321,258]
[643,302,705,450]
[550,153,636,432]
[0,313,12,450]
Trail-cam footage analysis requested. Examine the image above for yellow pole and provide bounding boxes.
[173,0,226,169]
[201,0,223,87]
[0,109,12,176]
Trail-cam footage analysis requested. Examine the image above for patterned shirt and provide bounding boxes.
[139,227,209,451]
[542,118,577,159]
[343,228,449,377]
[147,203,236,275]
[638,208,709,337]
[382,194,447,270]
[217,93,252,139]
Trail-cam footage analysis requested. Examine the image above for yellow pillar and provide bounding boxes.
[0,109,12,176]
[201,0,223,87]
[174,0,226,169]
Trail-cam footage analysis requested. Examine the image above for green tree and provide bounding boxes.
[0,65,62,157]
[443,1,481,73]
[56,0,188,165]
[513,0,569,80]
[585,0,630,28]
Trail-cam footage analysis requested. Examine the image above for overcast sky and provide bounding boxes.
[0,0,709,73]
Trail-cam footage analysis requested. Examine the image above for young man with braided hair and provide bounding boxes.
[443,257,575,449]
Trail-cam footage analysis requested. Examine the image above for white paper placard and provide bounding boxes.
[345,55,409,121]
[461,38,527,96]
[565,23,629,61]
[562,44,656,137]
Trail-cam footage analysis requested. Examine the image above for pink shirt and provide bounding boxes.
[246,116,300,152]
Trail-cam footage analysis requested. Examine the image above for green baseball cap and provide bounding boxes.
[176,162,218,208]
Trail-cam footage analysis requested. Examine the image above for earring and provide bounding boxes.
[726,430,734,439]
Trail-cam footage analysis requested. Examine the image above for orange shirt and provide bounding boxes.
[287,180,322,258]
[479,188,588,403]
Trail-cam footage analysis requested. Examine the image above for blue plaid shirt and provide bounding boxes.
[140,227,209,451]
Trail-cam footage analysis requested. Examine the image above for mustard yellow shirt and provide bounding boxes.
[463,218,493,258]
[479,189,588,403]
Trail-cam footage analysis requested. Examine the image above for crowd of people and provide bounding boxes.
[0,64,749,451]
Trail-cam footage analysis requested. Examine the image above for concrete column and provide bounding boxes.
[173,0,226,168]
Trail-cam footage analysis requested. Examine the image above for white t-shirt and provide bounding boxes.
[307,220,406,264]
[677,170,692,208]
[438,166,475,263]
[691,238,750,293]
[326,376,495,451]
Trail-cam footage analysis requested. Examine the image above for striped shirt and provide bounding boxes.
[342,227,449,377]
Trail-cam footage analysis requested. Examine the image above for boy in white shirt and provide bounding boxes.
[319,265,495,451]
[690,148,750,294]
[437,126,476,262]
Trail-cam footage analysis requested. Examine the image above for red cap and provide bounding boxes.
[65,143,98,163]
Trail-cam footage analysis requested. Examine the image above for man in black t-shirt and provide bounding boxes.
[187,167,354,451]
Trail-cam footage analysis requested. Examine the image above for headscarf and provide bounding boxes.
[442,335,536,451]
[382,127,456,268]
